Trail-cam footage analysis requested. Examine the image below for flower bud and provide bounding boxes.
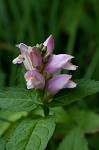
[36,44,40,48]
[43,52,51,63]
[30,46,42,67]
[39,43,43,49]
[42,46,47,54]
[43,35,54,53]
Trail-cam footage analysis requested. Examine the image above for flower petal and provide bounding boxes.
[12,54,24,64]
[43,35,54,53]
[46,74,72,95]
[16,43,33,70]
[16,43,28,51]
[44,54,73,74]
[63,62,78,70]
[30,46,42,67]
[22,50,33,70]
[65,80,77,88]
[24,69,45,89]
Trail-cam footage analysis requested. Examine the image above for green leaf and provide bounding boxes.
[0,110,27,136]
[49,79,99,107]
[6,116,56,150]
[70,109,99,133]
[0,86,38,111]
[57,128,89,150]
[0,138,6,150]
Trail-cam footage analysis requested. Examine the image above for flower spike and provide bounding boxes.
[13,35,77,97]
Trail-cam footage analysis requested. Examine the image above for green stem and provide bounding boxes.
[42,105,49,117]
[49,137,56,150]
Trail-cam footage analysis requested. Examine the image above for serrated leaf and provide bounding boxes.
[6,116,56,150]
[0,110,27,136]
[0,86,37,111]
[0,138,6,150]
[49,79,99,107]
[57,128,89,150]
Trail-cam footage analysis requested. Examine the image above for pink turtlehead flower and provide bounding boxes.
[30,46,42,67]
[13,43,33,70]
[13,43,28,65]
[44,54,77,74]
[12,35,77,94]
[24,68,45,89]
[12,43,42,70]
[43,35,54,53]
[46,74,77,95]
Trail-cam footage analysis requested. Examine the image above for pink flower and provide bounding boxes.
[12,43,28,65]
[16,43,28,51]
[12,35,77,94]
[44,54,77,74]
[46,74,77,95]
[24,68,45,89]
[13,43,33,70]
[12,54,24,64]
[12,43,42,70]
[30,46,42,67]
[43,35,54,53]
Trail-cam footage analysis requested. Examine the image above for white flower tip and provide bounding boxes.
[71,65,78,70]
[63,61,78,71]
[27,86,31,89]
[12,58,19,64]
[75,65,78,69]
[49,34,53,39]
[12,59,17,64]
[67,55,74,62]
[12,55,24,64]
[68,55,74,59]
[67,80,77,88]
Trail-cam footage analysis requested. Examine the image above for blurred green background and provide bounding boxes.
[0,0,99,149]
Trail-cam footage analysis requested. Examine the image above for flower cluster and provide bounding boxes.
[13,35,77,96]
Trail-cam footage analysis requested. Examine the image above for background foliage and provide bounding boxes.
[0,0,99,149]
